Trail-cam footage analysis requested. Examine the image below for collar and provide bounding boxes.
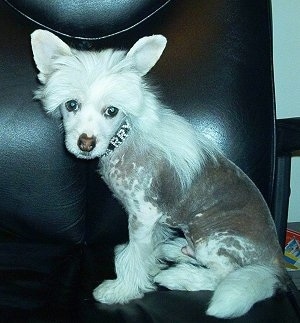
[101,120,131,158]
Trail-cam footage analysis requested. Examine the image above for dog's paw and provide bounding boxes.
[154,263,217,291]
[154,266,198,290]
[93,279,144,304]
[154,269,186,290]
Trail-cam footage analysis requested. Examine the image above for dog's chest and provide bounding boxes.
[101,156,162,222]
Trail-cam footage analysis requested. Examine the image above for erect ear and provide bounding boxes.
[31,29,72,75]
[126,35,167,76]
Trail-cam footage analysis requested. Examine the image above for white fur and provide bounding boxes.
[93,156,162,303]
[154,263,221,291]
[31,30,285,319]
[206,265,279,318]
[31,30,210,189]
[93,241,157,303]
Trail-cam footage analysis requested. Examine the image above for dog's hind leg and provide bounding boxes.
[154,237,236,291]
[93,210,161,304]
[155,236,199,265]
[154,262,224,291]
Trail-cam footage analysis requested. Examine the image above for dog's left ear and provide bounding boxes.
[126,35,167,76]
[31,29,72,77]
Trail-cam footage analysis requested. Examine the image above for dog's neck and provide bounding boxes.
[101,120,131,158]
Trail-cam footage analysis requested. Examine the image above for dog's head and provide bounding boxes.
[31,30,166,159]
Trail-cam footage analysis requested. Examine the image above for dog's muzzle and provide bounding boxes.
[77,133,96,152]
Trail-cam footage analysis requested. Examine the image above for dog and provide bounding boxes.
[31,29,288,318]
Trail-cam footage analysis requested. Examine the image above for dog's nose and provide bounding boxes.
[77,133,96,152]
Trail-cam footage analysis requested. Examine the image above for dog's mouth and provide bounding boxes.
[77,151,95,160]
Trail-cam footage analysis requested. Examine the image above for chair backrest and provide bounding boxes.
[0,0,276,244]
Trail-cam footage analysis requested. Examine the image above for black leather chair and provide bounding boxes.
[0,1,299,322]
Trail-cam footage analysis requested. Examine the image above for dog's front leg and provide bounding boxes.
[93,213,158,304]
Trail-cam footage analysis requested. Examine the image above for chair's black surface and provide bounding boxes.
[0,0,299,322]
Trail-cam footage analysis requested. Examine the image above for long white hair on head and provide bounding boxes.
[33,48,128,117]
[31,31,218,189]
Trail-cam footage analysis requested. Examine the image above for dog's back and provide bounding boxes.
[153,152,287,318]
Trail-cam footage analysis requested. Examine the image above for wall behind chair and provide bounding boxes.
[272,0,300,223]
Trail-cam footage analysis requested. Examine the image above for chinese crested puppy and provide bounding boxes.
[31,30,287,318]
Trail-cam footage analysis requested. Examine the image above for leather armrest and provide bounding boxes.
[277,117,300,155]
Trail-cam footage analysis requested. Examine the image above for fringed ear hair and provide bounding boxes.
[126,35,167,76]
[31,30,72,78]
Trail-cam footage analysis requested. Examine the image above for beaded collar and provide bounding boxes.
[101,120,131,158]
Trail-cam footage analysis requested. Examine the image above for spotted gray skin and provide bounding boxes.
[100,139,285,276]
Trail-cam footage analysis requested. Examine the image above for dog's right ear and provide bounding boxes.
[31,30,72,78]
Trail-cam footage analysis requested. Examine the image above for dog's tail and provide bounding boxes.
[206,264,286,318]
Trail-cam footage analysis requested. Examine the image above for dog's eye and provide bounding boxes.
[104,106,119,118]
[65,100,80,112]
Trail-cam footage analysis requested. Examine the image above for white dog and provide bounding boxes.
[31,30,288,318]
